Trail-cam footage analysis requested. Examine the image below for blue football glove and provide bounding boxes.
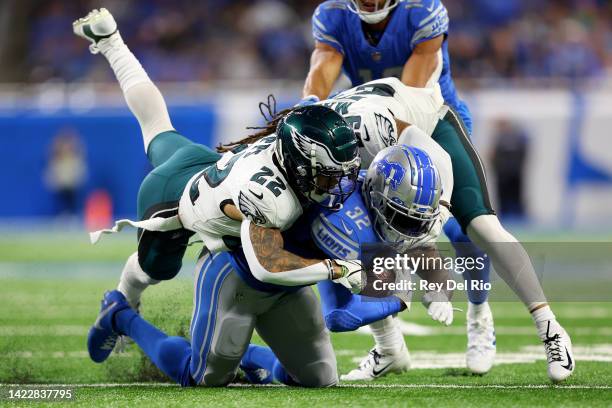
[295,95,320,107]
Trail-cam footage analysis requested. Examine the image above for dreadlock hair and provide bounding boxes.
[216,94,295,153]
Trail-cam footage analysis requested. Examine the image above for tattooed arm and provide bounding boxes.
[240,219,357,286]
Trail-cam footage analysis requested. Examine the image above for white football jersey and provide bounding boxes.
[320,78,445,166]
[178,136,303,253]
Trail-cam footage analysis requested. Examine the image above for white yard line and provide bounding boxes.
[0,383,610,390]
[3,323,612,337]
[347,344,612,369]
[357,321,612,337]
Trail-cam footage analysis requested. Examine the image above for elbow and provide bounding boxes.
[324,309,363,332]
[250,261,277,284]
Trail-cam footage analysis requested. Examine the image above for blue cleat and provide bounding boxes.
[239,345,274,384]
[87,290,130,363]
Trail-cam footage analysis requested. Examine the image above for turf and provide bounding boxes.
[1,234,611,406]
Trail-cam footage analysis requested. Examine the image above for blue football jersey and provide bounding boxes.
[310,180,380,260]
[312,0,472,132]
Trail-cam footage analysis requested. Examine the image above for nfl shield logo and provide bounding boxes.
[371,51,382,62]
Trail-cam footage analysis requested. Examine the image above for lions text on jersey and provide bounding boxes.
[311,178,378,260]
[312,0,472,132]
[179,136,302,253]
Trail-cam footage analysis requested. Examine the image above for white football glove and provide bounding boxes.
[331,259,365,294]
[422,290,454,326]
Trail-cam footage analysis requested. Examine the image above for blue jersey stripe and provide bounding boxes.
[190,253,217,338]
[191,261,232,384]
[318,214,360,251]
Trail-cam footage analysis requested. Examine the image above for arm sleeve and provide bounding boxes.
[409,0,449,48]
[398,125,453,204]
[234,181,300,230]
[240,219,332,286]
[312,3,345,55]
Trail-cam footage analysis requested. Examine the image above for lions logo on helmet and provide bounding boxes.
[364,144,441,245]
[276,105,361,209]
[375,157,405,191]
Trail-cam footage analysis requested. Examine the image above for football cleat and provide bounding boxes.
[240,367,273,385]
[539,320,575,382]
[239,345,273,385]
[114,302,140,353]
[340,344,410,381]
[72,8,118,54]
[87,290,130,363]
[466,302,496,374]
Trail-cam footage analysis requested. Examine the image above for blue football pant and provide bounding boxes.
[116,251,337,387]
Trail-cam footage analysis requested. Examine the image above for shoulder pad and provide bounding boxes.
[407,0,449,47]
[237,179,301,230]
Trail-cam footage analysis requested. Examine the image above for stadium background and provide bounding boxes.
[0,1,611,405]
[0,0,610,229]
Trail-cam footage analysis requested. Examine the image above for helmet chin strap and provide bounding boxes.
[310,144,318,177]
[359,9,390,24]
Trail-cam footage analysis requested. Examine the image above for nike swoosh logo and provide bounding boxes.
[426,2,435,12]
[250,189,264,200]
[372,362,394,376]
[93,302,116,330]
[340,218,354,235]
[561,348,573,371]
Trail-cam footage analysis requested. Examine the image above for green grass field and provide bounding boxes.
[1,232,611,407]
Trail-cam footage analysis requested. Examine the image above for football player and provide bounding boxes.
[239,141,455,384]
[74,9,368,387]
[316,78,574,382]
[300,0,497,374]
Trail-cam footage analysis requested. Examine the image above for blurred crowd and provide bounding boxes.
[2,0,610,84]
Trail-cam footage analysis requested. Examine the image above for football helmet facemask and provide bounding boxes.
[363,144,441,246]
[276,105,361,209]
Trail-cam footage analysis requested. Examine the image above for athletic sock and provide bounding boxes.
[445,219,491,305]
[97,32,150,92]
[370,316,406,354]
[241,344,297,386]
[117,252,159,308]
[241,344,277,372]
[530,304,556,337]
[114,308,192,386]
[467,301,490,319]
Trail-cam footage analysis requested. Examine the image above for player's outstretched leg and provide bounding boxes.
[444,218,496,374]
[467,215,574,382]
[316,281,409,380]
[73,8,174,154]
[88,290,194,386]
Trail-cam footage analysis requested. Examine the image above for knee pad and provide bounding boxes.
[293,360,338,388]
[212,315,253,359]
[324,309,363,332]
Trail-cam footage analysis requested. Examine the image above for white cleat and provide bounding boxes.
[466,302,496,374]
[72,8,118,54]
[341,344,410,381]
[538,320,575,382]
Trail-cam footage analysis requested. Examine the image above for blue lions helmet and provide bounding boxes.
[363,144,442,245]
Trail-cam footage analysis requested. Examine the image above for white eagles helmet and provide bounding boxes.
[347,0,400,25]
